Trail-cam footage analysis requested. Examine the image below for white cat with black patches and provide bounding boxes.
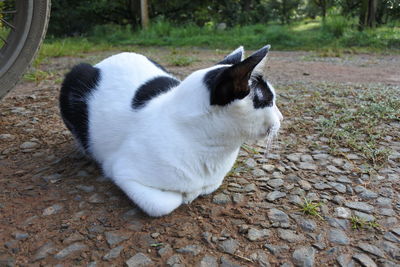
[59,45,283,217]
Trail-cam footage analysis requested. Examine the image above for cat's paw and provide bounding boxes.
[114,178,183,217]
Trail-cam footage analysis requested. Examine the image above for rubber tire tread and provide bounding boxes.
[0,0,51,100]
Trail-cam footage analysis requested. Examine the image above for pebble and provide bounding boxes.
[104,231,131,246]
[0,134,14,140]
[328,229,349,245]
[54,242,88,259]
[359,190,378,200]
[244,158,257,168]
[176,244,202,256]
[220,256,243,267]
[345,202,374,213]
[326,165,342,173]
[328,182,346,193]
[20,141,39,149]
[213,193,231,204]
[267,178,284,188]
[103,245,124,260]
[266,191,286,201]
[298,218,316,232]
[252,169,266,177]
[218,238,238,254]
[262,164,275,172]
[357,242,385,258]
[76,185,95,193]
[268,208,289,224]
[247,228,271,241]
[126,253,153,267]
[277,229,304,243]
[298,180,312,191]
[264,244,289,255]
[88,193,105,204]
[166,254,182,266]
[332,195,346,205]
[12,232,29,240]
[292,246,315,267]
[198,255,218,267]
[63,233,84,244]
[337,254,355,267]
[352,253,377,267]
[335,207,351,219]
[287,153,301,162]
[354,211,375,222]
[298,162,318,171]
[32,242,56,261]
[42,204,63,216]
[375,197,392,207]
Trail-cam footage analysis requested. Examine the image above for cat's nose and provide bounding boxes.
[275,105,283,121]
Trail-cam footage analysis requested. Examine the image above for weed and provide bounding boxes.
[299,198,324,220]
[350,216,381,230]
[165,54,197,66]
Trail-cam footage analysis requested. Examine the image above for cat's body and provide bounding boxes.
[60,46,282,216]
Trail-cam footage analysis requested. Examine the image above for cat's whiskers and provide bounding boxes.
[264,124,280,158]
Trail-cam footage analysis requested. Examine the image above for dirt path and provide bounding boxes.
[0,49,399,267]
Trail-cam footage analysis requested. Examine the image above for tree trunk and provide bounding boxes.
[140,0,149,30]
[359,0,377,30]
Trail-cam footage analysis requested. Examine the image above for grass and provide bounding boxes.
[299,198,324,220]
[40,17,400,59]
[350,216,381,230]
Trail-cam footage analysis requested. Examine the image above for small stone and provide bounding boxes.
[357,243,385,258]
[244,158,257,168]
[268,208,289,224]
[337,254,355,267]
[277,229,304,243]
[300,154,314,162]
[262,164,275,172]
[267,178,284,188]
[103,245,124,260]
[249,251,271,267]
[332,195,346,205]
[328,182,346,193]
[292,246,315,267]
[63,232,84,244]
[105,231,131,246]
[335,207,351,219]
[0,134,15,140]
[252,169,266,177]
[213,193,231,204]
[33,242,56,261]
[313,182,331,190]
[378,208,395,216]
[337,176,352,184]
[264,244,289,255]
[384,232,400,243]
[354,211,375,222]
[243,183,257,192]
[198,255,218,267]
[54,242,88,259]
[298,162,317,171]
[328,229,349,245]
[12,232,29,240]
[287,153,301,162]
[247,228,271,241]
[88,193,105,204]
[345,202,374,213]
[288,195,303,206]
[42,204,63,216]
[126,253,153,267]
[298,219,316,232]
[326,165,342,173]
[359,190,378,200]
[157,244,172,257]
[218,238,238,254]
[166,254,183,266]
[76,185,95,193]
[298,180,312,191]
[352,253,377,267]
[376,197,392,208]
[220,256,243,267]
[232,193,244,204]
[20,141,39,149]
[266,191,286,202]
[176,244,202,256]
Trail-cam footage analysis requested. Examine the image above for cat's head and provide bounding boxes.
[179,45,282,144]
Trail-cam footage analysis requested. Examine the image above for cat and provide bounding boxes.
[59,45,283,217]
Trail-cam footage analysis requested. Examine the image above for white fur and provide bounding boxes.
[84,48,282,216]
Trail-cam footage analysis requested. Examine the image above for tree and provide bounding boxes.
[359,0,378,29]
[268,0,303,24]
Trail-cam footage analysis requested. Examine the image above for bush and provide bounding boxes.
[322,15,353,38]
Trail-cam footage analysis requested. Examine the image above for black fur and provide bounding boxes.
[59,63,100,151]
[204,67,248,106]
[132,76,180,109]
[218,50,242,65]
[252,75,274,109]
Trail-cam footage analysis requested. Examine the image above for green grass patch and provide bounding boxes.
[42,18,400,56]
[299,198,324,220]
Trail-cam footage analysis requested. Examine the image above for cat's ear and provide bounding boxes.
[205,45,270,106]
[217,46,245,65]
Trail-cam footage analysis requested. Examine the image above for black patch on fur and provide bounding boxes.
[132,76,180,109]
[252,75,274,109]
[218,50,242,65]
[59,63,100,151]
[204,67,250,106]
[147,57,169,73]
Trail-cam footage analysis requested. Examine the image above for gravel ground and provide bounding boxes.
[0,48,399,267]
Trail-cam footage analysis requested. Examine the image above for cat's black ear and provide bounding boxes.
[217,46,244,65]
[205,45,270,106]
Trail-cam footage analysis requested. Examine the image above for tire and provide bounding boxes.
[0,0,51,100]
